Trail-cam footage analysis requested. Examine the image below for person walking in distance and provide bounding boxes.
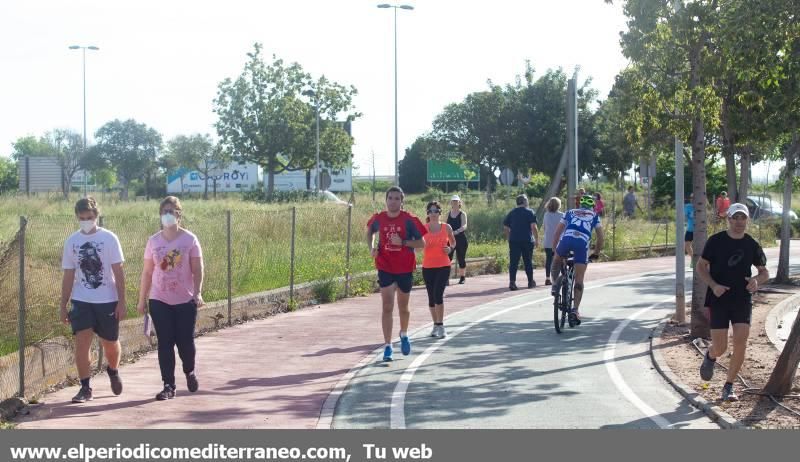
[574,188,586,209]
[542,197,564,286]
[503,194,539,290]
[367,187,427,361]
[594,192,605,217]
[137,196,205,400]
[623,186,642,218]
[715,191,731,224]
[60,197,126,403]
[550,195,604,325]
[697,203,768,402]
[423,201,457,338]
[447,195,469,284]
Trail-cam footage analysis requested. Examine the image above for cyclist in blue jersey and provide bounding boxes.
[549,195,605,325]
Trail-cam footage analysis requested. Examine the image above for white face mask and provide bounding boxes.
[79,220,96,233]
[161,213,178,227]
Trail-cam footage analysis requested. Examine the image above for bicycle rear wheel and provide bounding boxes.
[553,292,563,334]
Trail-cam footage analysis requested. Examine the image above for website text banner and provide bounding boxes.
[1,430,795,462]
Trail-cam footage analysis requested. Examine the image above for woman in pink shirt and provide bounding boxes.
[137,196,205,401]
[422,201,456,338]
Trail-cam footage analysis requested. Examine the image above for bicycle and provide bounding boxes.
[553,253,576,334]
[552,252,598,334]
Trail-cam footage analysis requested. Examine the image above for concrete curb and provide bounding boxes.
[650,317,744,429]
[765,291,800,352]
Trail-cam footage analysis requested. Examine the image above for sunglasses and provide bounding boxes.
[427,208,441,214]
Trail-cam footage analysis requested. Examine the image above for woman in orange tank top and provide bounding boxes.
[422,201,457,338]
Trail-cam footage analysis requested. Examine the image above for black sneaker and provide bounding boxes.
[156,384,176,401]
[721,382,738,402]
[528,280,536,288]
[509,283,519,291]
[458,277,465,285]
[186,372,199,393]
[108,370,122,396]
[71,386,93,403]
[700,351,716,381]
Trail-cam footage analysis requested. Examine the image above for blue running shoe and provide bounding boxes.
[383,345,393,362]
[400,335,411,356]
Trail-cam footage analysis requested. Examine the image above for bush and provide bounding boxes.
[311,278,340,303]
[349,276,376,297]
[524,172,551,199]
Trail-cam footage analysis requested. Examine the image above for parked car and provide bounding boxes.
[744,196,798,221]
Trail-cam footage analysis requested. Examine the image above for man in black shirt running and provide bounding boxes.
[696,203,768,402]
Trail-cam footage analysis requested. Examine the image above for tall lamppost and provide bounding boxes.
[377,3,414,186]
[68,45,99,196]
[303,89,321,193]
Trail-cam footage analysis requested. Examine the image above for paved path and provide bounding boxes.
[15,247,798,428]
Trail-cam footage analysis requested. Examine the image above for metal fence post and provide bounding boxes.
[227,210,232,326]
[345,204,353,297]
[17,216,27,397]
[290,207,296,304]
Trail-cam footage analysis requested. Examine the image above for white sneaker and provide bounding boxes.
[430,326,438,337]
[437,326,447,338]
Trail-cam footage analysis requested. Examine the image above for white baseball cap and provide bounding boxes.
[727,203,749,218]
[450,195,461,202]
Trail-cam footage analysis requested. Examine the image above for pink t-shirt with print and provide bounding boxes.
[144,229,203,306]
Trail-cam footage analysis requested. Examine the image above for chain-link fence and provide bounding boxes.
[0,206,375,402]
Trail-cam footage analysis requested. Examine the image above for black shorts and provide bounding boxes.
[378,270,414,293]
[706,289,752,329]
[685,231,693,242]
[68,300,119,341]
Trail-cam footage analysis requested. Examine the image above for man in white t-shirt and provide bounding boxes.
[60,197,126,403]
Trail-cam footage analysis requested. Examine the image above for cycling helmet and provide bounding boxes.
[579,195,595,209]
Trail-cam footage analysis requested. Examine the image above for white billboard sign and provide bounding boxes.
[167,162,261,194]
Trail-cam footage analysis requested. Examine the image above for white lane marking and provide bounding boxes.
[390,275,658,429]
[603,297,674,429]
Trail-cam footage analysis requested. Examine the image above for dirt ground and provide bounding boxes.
[659,287,800,429]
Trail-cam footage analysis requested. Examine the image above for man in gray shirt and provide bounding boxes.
[623,186,641,218]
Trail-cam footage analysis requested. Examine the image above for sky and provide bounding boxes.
[0,0,776,182]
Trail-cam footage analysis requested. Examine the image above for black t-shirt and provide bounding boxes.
[701,231,767,306]
[503,207,537,243]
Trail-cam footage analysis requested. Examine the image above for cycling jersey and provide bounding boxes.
[559,208,601,242]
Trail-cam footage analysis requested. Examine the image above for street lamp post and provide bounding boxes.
[377,3,414,187]
[69,45,99,196]
[303,89,321,193]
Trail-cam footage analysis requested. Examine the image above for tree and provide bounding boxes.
[44,129,84,198]
[9,135,53,160]
[615,0,725,338]
[214,44,359,196]
[167,134,230,199]
[93,119,162,200]
[0,156,17,193]
[431,85,509,198]
[399,137,434,194]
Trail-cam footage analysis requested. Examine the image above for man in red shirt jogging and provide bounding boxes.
[367,186,427,361]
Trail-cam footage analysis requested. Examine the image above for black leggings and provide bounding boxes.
[544,248,554,278]
[422,266,451,307]
[149,299,197,386]
[448,235,468,268]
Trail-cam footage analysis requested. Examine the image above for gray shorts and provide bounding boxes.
[69,300,119,341]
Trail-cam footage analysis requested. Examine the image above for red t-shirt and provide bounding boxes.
[367,211,427,274]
